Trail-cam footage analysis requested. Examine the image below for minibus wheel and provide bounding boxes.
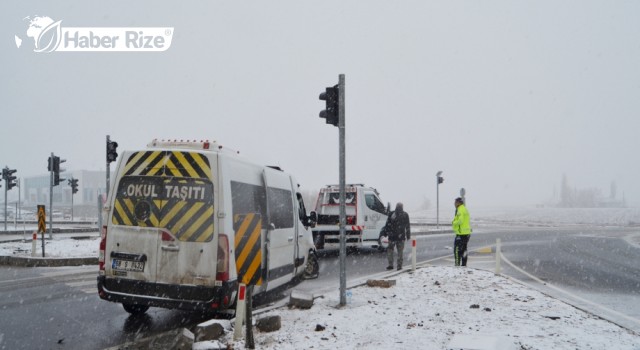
[303,251,319,279]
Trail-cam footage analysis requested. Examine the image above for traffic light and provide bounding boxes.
[319,85,339,126]
[69,178,79,194]
[3,167,17,190]
[51,156,66,186]
[437,176,444,184]
[107,139,118,163]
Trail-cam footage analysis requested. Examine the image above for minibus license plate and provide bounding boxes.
[112,259,145,272]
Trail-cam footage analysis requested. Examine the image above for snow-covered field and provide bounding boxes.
[0,236,99,258]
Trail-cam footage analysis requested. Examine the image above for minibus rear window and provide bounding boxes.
[112,176,214,242]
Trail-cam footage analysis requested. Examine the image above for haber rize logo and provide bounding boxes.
[15,15,174,53]
[15,16,62,52]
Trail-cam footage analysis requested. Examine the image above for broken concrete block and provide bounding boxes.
[195,319,231,342]
[173,328,194,350]
[192,340,227,349]
[366,279,396,288]
[256,315,282,333]
[447,334,518,350]
[289,289,314,309]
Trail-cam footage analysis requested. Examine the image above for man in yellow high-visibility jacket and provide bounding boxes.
[452,197,471,266]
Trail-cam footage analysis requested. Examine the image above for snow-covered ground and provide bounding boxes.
[0,236,99,258]
[222,266,640,350]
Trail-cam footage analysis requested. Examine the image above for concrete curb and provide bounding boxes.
[0,255,98,267]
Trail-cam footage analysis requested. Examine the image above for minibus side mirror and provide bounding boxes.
[308,211,317,228]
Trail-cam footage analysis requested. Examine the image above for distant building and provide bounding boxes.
[19,170,112,219]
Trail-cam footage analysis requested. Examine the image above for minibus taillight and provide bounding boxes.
[346,216,356,225]
[99,225,107,273]
[216,234,229,281]
[161,230,175,242]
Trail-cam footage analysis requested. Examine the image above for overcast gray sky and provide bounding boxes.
[1,1,639,210]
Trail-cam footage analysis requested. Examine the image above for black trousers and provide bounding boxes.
[454,234,470,266]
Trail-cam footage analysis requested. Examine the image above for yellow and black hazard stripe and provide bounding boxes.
[234,213,263,286]
[160,190,214,242]
[112,196,214,242]
[123,151,212,179]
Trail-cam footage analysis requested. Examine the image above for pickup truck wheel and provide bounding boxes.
[377,235,388,252]
[313,233,324,250]
[122,303,149,315]
[303,251,319,279]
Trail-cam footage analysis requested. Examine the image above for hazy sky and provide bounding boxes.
[2,1,639,210]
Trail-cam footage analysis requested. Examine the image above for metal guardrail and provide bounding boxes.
[0,220,97,226]
[0,227,99,235]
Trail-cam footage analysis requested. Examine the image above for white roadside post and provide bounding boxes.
[31,232,37,257]
[233,283,247,341]
[495,238,502,274]
[411,238,417,271]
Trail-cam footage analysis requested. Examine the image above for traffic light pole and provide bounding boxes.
[106,135,110,197]
[436,177,440,230]
[71,185,74,222]
[49,152,54,239]
[3,172,6,231]
[338,74,347,307]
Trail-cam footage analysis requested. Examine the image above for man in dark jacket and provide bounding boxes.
[386,202,411,271]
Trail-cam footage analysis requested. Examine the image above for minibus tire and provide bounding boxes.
[122,303,150,315]
[303,251,319,279]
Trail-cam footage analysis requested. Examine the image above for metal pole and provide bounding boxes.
[495,238,502,274]
[21,179,26,239]
[71,183,74,222]
[49,152,54,240]
[97,191,102,231]
[4,168,7,231]
[106,135,111,197]
[338,74,347,307]
[436,178,439,230]
[17,178,21,233]
[245,285,255,349]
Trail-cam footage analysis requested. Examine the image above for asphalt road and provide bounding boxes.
[1,224,638,349]
[0,265,214,350]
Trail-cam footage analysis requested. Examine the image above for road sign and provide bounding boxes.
[37,205,46,257]
[37,205,46,233]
